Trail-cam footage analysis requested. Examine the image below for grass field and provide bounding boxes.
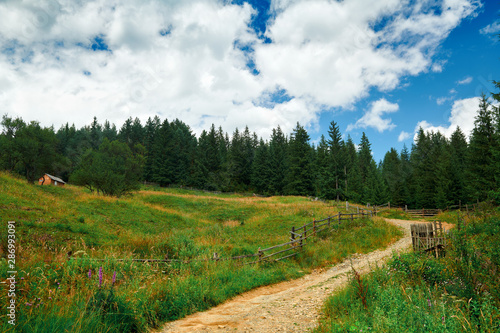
[315,208,500,333]
[0,171,401,332]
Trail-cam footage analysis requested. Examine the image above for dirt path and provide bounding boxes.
[156,219,453,333]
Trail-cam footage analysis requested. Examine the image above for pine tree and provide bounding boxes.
[314,135,329,198]
[399,144,412,207]
[325,121,345,200]
[381,148,404,205]
[467,94,495,201]
[143,116,160,182]
[90,116,102,150]
[284,123,314,196]
[344,136,362,202]
[357,133,379,204]
[269,126,288,195]
[251,139,271,194]
[449,127,469,205]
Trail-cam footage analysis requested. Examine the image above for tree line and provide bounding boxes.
[1,92,499,207]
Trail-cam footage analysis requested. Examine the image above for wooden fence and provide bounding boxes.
[406,208,442,218]
[410,221,447,257]
[72,212,372,265]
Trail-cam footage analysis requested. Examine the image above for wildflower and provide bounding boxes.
[112,271,116,285]
[427,298,432,307]
[26,303,32,306]
[88,269,92,279]
[98,267,103,287]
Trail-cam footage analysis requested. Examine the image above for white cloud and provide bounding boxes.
[415,97,480,139]
[347,98,399,133]
[457,76,473,85]
[398,131,411,142]
[480,20,500,35]
[0,0,482,139]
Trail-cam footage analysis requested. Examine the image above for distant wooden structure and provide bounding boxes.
[38,173,66,187]
[411,221,447,257]
[406,208,441,218]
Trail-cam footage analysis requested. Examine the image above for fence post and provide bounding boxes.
[258,247,263,262]
[351,213,354,222]
[405,205,407,213]
[328,217,331,228]
[338,213,341,224]
[357,207,359,214]
[313,219,316,235]
[291,226,295,243]
[346,201,349,211]
[303,223,307,243]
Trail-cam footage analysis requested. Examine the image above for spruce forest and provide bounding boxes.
[1,92,499,207]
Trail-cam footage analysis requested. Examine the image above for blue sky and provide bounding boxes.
[0,0,499,161]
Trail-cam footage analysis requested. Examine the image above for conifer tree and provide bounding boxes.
[344,136,362,202]
[467,94,495,201]
[325,121,345,200]
[269,126,288,195]
[449,127,469,204]
[284,123,314,196]
[251,139,271,194]
[314,135,329,198]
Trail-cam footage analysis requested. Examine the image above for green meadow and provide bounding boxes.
[315,207,500,333]
[0,172,401,332]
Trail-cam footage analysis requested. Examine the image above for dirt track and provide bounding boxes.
[156,218,453,333]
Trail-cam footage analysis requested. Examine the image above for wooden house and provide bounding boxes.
[38,174,66,187]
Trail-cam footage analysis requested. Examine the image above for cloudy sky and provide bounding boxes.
[1,0,499,160]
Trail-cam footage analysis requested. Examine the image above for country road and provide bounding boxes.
[156,218,453,333]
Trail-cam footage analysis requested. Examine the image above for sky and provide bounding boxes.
[0,0,499,161]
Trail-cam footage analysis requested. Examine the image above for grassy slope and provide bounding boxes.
[315,209,500,333]
[0,172,401,332]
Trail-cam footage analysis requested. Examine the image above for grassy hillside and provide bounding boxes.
[0,171,401,332]
[315,209,500,332]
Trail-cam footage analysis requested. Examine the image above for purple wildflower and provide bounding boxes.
[98,267,103,287]
[112,271,116,285]
[427,298,432,307]
[88,269,92,279]
[26,303,32,306]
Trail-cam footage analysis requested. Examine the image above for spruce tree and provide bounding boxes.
[269,126,288,195]
[251,139,271,194]
[284,123,314,196]
[449,127,469,204]
[325,121,345,200]
[467,94,495,201]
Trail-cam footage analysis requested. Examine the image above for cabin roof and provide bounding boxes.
[44,173,66,184]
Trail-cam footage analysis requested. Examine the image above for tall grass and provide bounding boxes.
[315,211,500,333]
[0,171,400,332]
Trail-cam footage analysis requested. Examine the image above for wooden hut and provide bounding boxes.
[38,174,66,187]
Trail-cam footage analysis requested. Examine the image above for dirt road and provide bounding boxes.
[156,219,452,333]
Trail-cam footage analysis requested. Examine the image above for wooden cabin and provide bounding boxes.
[38,174,66,187]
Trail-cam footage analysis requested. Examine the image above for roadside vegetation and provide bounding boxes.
[0,171,400,332]
[315,209,500,332]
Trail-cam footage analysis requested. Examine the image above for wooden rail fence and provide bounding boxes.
[410,221,447,257]
[71,212,373,265]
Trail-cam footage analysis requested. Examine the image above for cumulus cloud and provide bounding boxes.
[347,98,399,133]
[0,0,482,139]
[415,97,480,139]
